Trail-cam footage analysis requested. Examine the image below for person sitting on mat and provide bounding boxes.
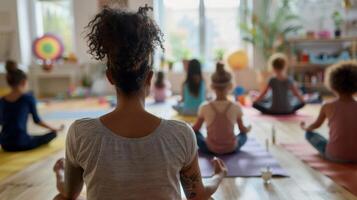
[173,59,206,116]
[253,54,305,115]
[53,7,227,200]
[192,62,251,155]
[152,71,171,103]
[0,60,64,152]
[301,61,357,163]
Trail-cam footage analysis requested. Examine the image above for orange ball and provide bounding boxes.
[228,50,249,70]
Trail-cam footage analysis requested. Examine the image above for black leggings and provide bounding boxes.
[1,132,57,152]
[253,102,305,115]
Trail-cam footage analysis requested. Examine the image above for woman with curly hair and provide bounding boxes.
[53,6,226,200]
[301,61,357,162]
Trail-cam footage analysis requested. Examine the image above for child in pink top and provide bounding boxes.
[192,62,251,155]
[301,61,357,162]
[152,71,171,102]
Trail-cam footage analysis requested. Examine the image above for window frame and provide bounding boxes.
[156,0,247,71]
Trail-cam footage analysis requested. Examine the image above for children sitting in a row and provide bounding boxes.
[0,60,64,152]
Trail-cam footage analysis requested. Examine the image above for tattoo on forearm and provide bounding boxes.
[180,170,200,199]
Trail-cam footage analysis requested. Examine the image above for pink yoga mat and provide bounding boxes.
[281,143,357,196]
[199,138,288,177]
[244,108,313,122]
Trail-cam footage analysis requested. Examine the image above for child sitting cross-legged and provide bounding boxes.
[253,53,305,115]
[301,61,357,162]
[192,62,251,155]
[0,60,64,152]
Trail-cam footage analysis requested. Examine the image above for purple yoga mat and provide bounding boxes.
[199,138,289,177]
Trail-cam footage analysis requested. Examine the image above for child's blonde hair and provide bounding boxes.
[325,61,357,95]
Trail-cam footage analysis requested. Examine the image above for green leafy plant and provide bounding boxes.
[332,11,343,29]
[214,48,226,61]
[240,0,302,66]
[168,32,192,62]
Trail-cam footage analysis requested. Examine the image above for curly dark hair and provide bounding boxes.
[5,60,27,88]
[326,61,357,95]
[272,57,286,71]
[86,6,164,94]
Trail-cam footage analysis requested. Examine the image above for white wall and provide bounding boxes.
[72,0,98,63]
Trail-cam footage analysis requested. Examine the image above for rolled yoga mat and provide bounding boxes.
[199,138,289,177]
[281,143,357,196]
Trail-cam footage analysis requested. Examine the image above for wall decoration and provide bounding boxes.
[33,34,64,71]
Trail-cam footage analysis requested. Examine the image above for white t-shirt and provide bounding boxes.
[65,118,197,200]
[198,100,243,126]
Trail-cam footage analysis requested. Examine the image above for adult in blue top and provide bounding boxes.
[173,59,206,116]
[0,60,63,152]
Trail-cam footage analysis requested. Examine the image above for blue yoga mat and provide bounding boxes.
[43,110,112,120]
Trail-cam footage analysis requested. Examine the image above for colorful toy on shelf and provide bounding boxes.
[309,51,350,65]
[317,30,331,39]
[33,34,64,70]
[228,50,248,70]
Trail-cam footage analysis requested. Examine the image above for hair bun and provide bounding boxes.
[138,4,153,15]
[5,60,18,74]
[211,61,232,87]
[216,61,225,74]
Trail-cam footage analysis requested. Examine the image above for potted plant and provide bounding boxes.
[240,0,302,88]
[167,59,174,71]
[214,48,226,62]
[169,32,192,71]
[332,11,343,38]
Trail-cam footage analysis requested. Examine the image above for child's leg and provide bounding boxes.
[253,102,273,114]
[194,131,213,155]
[292,102,305,112]
[172,104,183,113]
[235,133,248,152]
[1,132,56,152]
[305,131,327,156]
[30,131,57,148]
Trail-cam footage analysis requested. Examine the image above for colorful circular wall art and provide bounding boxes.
[33,34,64,62]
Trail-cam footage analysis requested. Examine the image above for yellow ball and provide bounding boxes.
[228,50,249,70]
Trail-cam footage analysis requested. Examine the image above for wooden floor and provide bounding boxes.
[0,98,356,200]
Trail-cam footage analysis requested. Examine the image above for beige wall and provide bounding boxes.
[0,0,21,63]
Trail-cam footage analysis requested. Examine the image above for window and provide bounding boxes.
[157,0,243,70]
[35,0,74,55]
